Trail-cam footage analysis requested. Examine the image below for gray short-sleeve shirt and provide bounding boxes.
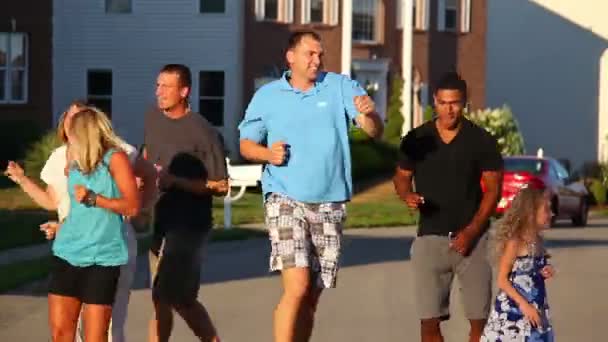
[145,110,228,232]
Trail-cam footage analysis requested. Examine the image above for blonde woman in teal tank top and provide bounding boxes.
[47,108,140,342]
[5,100,158,342]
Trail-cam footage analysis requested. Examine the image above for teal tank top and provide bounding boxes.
[52,149,128,267]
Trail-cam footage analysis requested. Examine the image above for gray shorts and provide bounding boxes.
[149,229,207,305]
[411,233,492,320]
[265,193,346,288]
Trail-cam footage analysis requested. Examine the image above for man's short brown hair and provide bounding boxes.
[286,30,322,51]
[160,64,192,89]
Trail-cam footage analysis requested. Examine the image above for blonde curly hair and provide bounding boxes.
[491,186,548,262]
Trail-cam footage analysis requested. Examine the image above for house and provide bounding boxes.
[53,0,245,156]
[0,0,53,129]
[7,0,488,160]
[486,0,608,167]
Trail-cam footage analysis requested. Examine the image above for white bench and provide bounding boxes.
[224,158,263,229]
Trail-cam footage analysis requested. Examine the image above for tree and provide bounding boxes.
[466,105,525,156]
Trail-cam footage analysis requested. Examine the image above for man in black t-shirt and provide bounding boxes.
[394,72,503,342]
[145,64,228,342]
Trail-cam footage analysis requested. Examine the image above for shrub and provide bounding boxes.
[23,131,61,180]
[351,139,398,182]
[383,75,404,146]
[349,73,412,181]
[589,179,607,206]
[0,120,45,163]
[579,161,605,180]
[466,105,525,156]
[423,105,434,122]
[0,120,46,187]
[349,127,371,143]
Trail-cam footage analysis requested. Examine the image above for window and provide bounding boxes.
[504,158,545,175]
[397,0,429,31]
[444,0,458,31]
[549,164,559,180]
[353,0,379,42]
[553,160,570,180]
[200,0,225,13]
[411,1,415,27]
[255,0,294,22]
[0,32,28,104]
[438,0,466,32]
[87,70,112,116]
[310,0,323,22]
[301,0,338,25]
[105,0,131,13]
[199,71,225,126]
[265,0,278,20]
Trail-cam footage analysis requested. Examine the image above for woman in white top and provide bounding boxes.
[5,100,156,342]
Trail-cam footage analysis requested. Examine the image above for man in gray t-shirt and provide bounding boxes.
[145,102,227,235]
[145,64,227,342]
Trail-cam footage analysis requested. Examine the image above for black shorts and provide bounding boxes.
[48,256,121,305]
[149,229,207,305]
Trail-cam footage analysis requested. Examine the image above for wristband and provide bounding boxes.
[83,189,98,208]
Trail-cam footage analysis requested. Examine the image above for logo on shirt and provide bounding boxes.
[317,101,328,108]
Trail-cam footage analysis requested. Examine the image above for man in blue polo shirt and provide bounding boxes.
[239,31,384,342]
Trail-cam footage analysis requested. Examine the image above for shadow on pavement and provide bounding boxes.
[5,229,608,296]
[198,234,415,286]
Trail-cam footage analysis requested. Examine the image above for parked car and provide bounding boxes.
[496,156,589,226]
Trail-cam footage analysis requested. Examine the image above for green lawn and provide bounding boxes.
[212,192,264,226]
[0,186,57,252]
[595,208,608,217]
[347,200,417,227]
[0,209,54,252]
[213,190,416,228]
[0,183,414,253]
[0,187,46,210]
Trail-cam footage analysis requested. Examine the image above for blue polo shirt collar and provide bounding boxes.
[279,70,329,95]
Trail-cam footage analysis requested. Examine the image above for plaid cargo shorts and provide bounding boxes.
[265,193,346,288]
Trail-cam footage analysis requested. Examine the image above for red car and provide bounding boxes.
[495,156,589,226]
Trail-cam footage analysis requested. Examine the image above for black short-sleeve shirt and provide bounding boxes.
[399,119,503,236]
[145,110,228,232]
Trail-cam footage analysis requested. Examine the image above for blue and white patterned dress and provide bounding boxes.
[481,248,554,341]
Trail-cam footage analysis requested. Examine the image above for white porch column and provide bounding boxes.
[599,49,608,161]
[401,0,413,135]
[341,0,353,76]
